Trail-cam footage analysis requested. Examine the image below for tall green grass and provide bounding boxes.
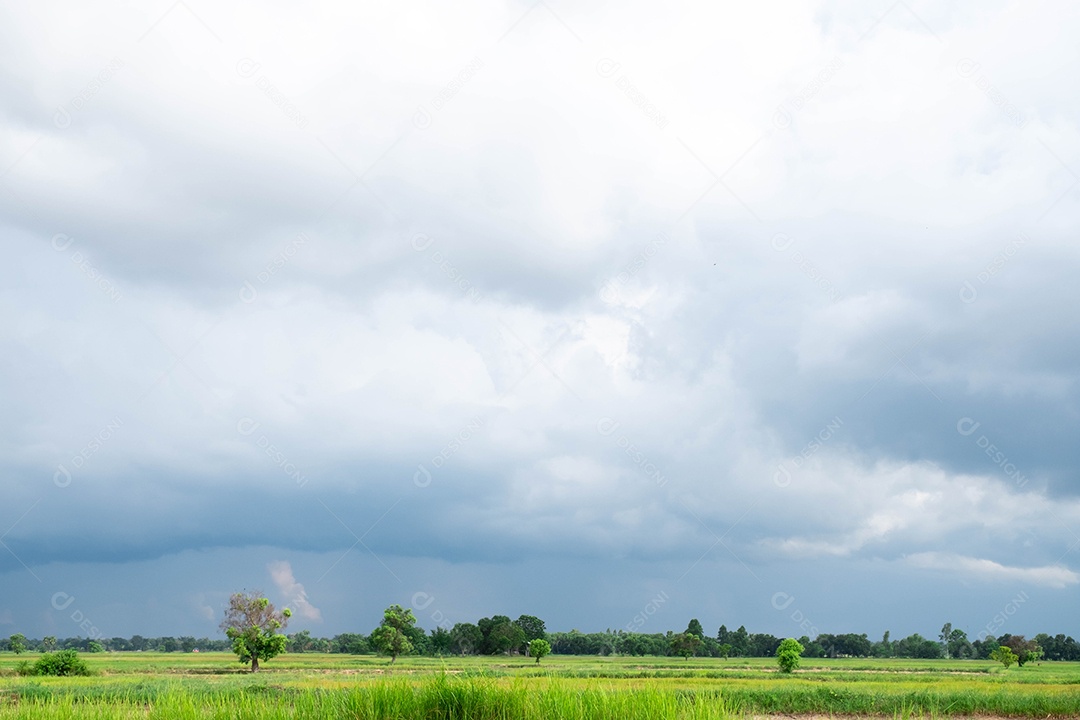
[4,655,1080,718]
[0,677,741,719]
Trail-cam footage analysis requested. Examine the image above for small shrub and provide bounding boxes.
[776,638,804,673]
[32,649,91,676]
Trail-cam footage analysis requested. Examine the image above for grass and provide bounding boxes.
[1,653,1079,718]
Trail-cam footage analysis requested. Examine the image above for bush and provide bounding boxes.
[776,638,804,673]
[31,650,91,676]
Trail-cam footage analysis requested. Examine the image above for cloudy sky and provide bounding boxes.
[2,0,1079,643]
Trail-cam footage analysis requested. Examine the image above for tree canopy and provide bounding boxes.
[219,591,292,672]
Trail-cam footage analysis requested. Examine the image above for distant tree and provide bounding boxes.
[1000,635,1042,666]
[686,619,705,639]
[371,604,416,663]
[489,621,526,655]
[451,623,482,655]
[730,625,750,656]
[8,634,26,655]
[42,636,57,652]
[874,631,892,658]
[894,633,943,659]
[529,638,552,664]
[87,641,104,653]
[777,637,804,673]
[219,590,292,672]
[670,632,703,659]
[430,627,453,655]
[160,637,179,653]
[947,628,972,659]
[939,623,953,656]
[479,617,520,656]
[288,630,314,653]
[515,615,547,642]
[717,643,733,658]
[332,633,369,654]
[990,645,1018,669]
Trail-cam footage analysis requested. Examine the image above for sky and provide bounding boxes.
[1,0,1079,643]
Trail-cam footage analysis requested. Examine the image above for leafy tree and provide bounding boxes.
[686,619,705,638]
[670,632,703,659]
[730,625,750,656]
[87,641,104,653]
[288,630,314,653]
[430,627,453,655]
[939,623,953,656]
[160,637,178,652]
[717,643,733,658]
[515,615,547,642]
[947,628,972,659]
[529,638,552,664]
[894,633,944,659]
[219,590,292,672]
[371,604,416,663]
[451,623,482,655]
[42,636,57,652]
[990,645,1018,668]
[8,634,26,654]
[874,631,892,658]
[332,633,369,654]
[1000,635,1042,666]
[777,637,804,673]
[404,623,430,655]
[489,621,526,655]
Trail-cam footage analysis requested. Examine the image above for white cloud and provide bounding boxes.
[268,560,322,622]
[905,552,1080,589]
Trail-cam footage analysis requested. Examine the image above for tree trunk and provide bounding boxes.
[251,657,259,673]
[535,656,540,664]
[390,654,396,664]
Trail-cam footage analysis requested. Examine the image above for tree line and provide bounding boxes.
[7,618,1079,662]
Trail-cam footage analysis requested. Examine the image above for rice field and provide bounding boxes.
[2,652,1080,718]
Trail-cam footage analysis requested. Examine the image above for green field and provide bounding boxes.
[3,652,1080,718]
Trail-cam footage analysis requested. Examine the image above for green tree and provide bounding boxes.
[42,636,57,652]
[990,645,1018,668]
[777,637,804,673]
[489,621,526,655]
[332,633,369,654]
[529,638,552,664]
[8,634,26,655]
[686,619,705,639]
[515,615,547,642]
[288,630,313,653]
[372,604,416,663]
[219,590,292,673]
[730,625,750,656]
[1001,635,1042,666]
[670,632,703,659]
[451,623,482,655]
[939,623,952,656]
[430,627,453,655]
[87,641,104,653]
[947,628,972,659]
